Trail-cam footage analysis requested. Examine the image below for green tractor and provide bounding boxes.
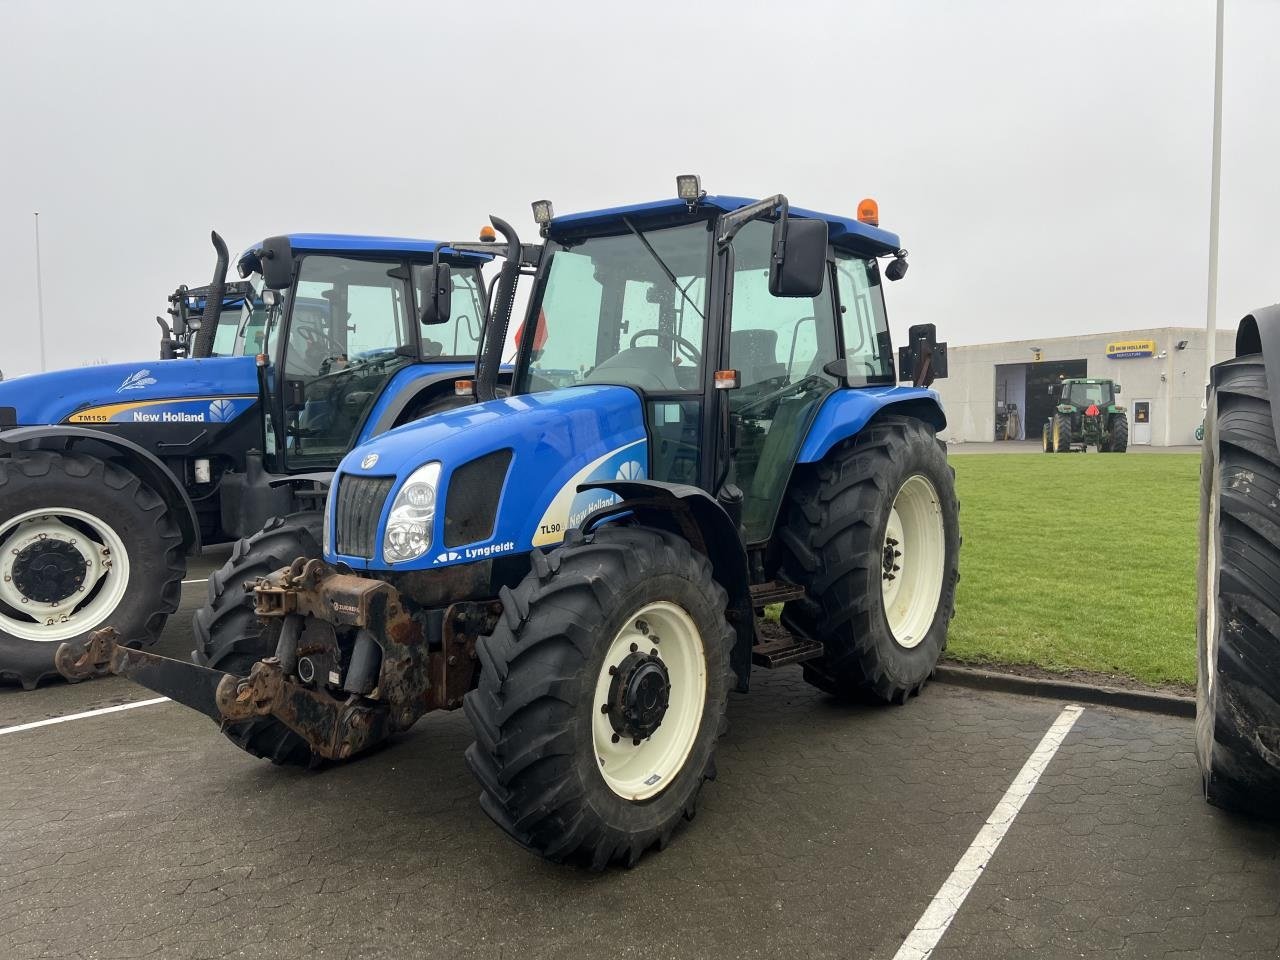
[1041,377,1129,453]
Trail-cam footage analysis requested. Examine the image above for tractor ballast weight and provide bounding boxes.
[1197,302,1280,818]
[62,185,962,867]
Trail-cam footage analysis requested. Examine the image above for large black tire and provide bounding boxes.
[778,417,960,703]
[1042,422,1053,453]
[1053,413,1073,453]
[192,512,323,766]
[1108,412,1129,452]
[0,452,183,690]
[464,524,735,868]
[1196,355,1280,817]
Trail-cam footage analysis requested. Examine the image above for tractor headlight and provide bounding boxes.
[322,484,334,557]
[383,462,441,563]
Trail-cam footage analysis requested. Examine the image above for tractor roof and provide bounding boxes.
[1062,378,1115,385]
[236,234,492,275]
[548,195,902,256]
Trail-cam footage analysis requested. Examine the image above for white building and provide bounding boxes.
[932,327,1237,446]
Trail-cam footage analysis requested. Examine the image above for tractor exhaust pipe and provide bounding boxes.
[476,216,521,403]
[191,231,229,359]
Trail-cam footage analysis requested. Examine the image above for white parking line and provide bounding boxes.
[0,697,171,737]
[892,704,1084,960]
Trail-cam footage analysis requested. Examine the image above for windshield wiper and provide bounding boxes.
[621,217,705,321]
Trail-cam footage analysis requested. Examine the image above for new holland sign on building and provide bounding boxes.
[1105,339,1157,359]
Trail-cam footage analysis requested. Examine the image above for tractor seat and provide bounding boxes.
[730,329,787,386]
[584,347,682,392]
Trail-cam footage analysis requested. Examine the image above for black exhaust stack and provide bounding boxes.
[191,231,229,359]
[476,216,521,403]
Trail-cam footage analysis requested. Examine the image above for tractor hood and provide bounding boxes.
[0,357,259,426]
[326,384,648,570]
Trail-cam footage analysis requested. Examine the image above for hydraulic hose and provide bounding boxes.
[191,231,229,359]
[476,217,520,402]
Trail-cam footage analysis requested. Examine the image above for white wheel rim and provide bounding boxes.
[0,508,131,642]
[592,601,706,801]
[881,475,946,649]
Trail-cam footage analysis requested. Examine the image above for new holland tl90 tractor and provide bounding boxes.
[0,230,514,689]
[61,181,961,867]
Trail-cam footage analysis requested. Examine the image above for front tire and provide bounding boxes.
[779,416,961,703]
[1197,355,1280,817]
[1042,423,1053,453]
[0,453,183,690]
[192,512,323,766]
[464,525,734,868]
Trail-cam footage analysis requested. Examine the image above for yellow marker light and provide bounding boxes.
[714,369,740,390]
[857,198,880,226]
[455,379,475,397]
[479,225,496,242]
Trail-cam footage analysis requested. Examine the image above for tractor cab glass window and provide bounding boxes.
[280,255,414,467]
[833,253,894,383]
[522,222,710,393]
[210,298,268,357]
[1064,382,1113,407]
[411,264,486,358]
[726,219,839,543]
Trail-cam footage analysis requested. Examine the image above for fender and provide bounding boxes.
[1232,303,1280,452]
[797,385,946,464]
[0,425,201,551]
[580,479,755,692]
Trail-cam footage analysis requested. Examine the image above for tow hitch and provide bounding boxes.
[55,558,497,762]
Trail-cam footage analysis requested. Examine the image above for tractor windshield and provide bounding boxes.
[1064,382,1113,407]
[517,221,711,393]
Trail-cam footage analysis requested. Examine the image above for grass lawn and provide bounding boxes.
[947,452,1200,687]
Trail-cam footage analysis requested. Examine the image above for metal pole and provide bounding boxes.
[34,212,47,372]
[1205,0,1224,387]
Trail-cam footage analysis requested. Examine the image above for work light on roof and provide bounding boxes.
[676,174,702,201]
[531,200,554,225]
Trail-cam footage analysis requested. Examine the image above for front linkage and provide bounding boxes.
[56,559,497,761]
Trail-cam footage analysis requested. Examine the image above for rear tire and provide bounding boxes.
[1053,414,1073,453]
[1197,355,1280,817]
[778,416,961,703]
[464,525,734,868]
[1042,423,1053,453]
[1109,413,1129,452]
[0,453,183,690]
[192,512,323,766]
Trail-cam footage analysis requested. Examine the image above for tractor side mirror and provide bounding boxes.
[420,263,452,326]
[259,236,295,290]
[1114,383,1122,395]
[769,218,828,298]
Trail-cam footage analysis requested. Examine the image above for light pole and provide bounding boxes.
[34,212,47,372]
[1204,0,1224,388]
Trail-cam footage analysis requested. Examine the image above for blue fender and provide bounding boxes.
[797,384,947,464]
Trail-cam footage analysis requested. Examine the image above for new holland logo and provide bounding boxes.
[117,369,157,393]
[434,551,462,564]
[207,399,235,423]
[615,460,645,480]
[360,453,380,470]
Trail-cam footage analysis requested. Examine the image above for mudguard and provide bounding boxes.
[579,479,755,692]
[0,425,201,551]
[1233,304,1280,452]
[797,385,946,464]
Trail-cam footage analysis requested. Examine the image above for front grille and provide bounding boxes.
[335,474,395,559]
[444,449,513,547]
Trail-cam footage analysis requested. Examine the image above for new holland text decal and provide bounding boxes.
[532,439,647,547]
[67,396,256,425]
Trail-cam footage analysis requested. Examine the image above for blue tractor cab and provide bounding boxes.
[63,182,958,868]
[0,229,531,690]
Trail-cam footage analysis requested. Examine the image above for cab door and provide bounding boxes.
[723,219,839,543]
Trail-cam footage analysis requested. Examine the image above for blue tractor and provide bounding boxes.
[61,181,960,866]
[1,230,522,689]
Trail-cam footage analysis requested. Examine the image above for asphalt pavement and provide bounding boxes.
[1,566,1277,960]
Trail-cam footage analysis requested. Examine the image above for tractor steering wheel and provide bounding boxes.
[629,330,701,365]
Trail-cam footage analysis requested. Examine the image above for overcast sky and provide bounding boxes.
[1,0,1277,378]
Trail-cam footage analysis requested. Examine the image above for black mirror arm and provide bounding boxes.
[716,194,788,247]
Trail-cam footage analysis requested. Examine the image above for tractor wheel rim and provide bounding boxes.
[881,475,946,649]
[592,600,706,801]
[0,508,130,643]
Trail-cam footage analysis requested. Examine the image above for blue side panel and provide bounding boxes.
[797,385,947,464]
[0,357,259,426]
[326,385,647,571]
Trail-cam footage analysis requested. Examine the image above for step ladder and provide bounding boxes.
[747,581,823,668]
